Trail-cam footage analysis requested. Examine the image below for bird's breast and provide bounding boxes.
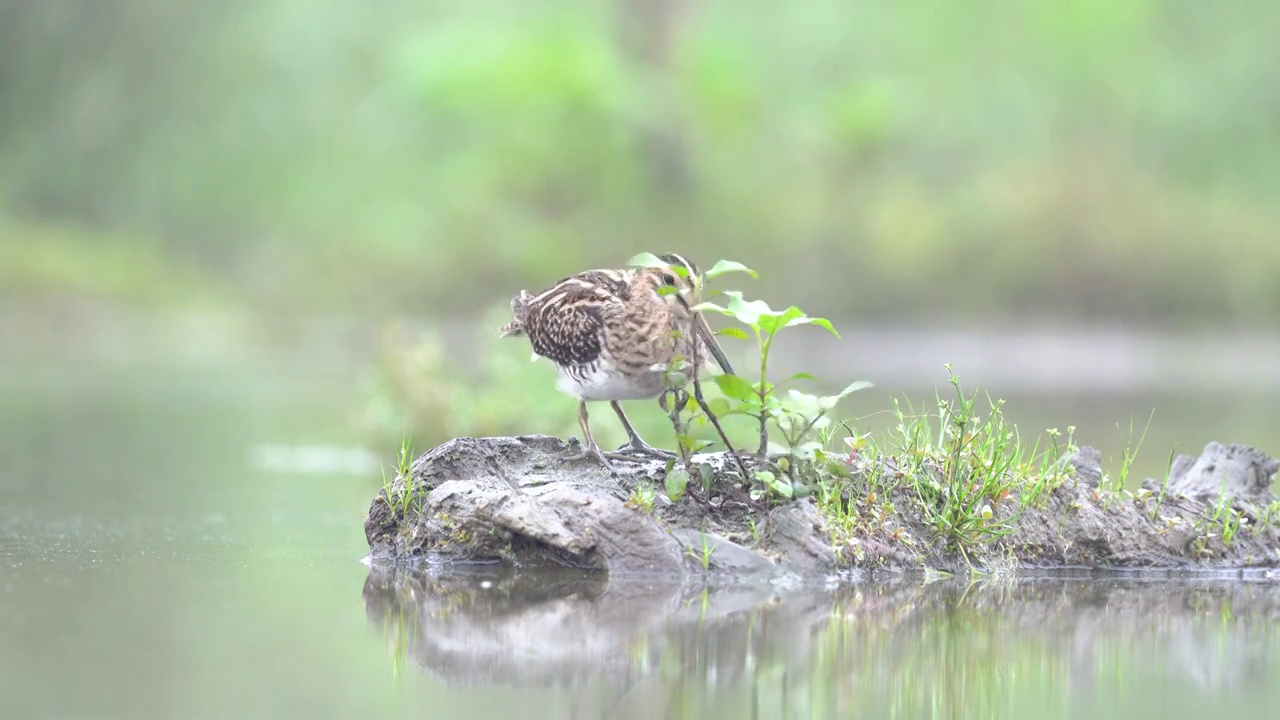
[554,358,667,401]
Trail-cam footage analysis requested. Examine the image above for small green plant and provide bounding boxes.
[695,287,868,458]
[1018,425,1076,511]
[839,365,1080,559]
[626,483,657,514]
[1221,509,1244,545]
[664,465,690,503]
[1252,501,1280,536]
[380,464,395,503]
[1108,411,1154,493]
[396,432,414,477]
[381,433,424,519]
[698,530,715,571]
[1207,468,1244,545]
[628,252,874,500]
[905,365,1028,550]
[1148,444,1178,521]
[681,528,719,572]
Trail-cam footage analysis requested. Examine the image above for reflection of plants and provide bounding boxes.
[380,604,419,685]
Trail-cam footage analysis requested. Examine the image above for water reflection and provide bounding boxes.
[363,566,1280,718]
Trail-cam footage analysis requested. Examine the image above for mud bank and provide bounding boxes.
[363,435,1280,580]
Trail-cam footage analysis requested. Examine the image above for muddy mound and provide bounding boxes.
[364,435,1280,579]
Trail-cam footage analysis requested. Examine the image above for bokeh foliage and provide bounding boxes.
[2,0,1278,324]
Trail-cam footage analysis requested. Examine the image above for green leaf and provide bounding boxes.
[712,374,758,402]
[752,468,793,497]
[676,433,700,454]
[707,397,732,419]
[705,259,759,280]
[762,311,842,339]
[800,317,841,338]
[783,389,823,416]
[835,380,874,398]
[665,467,689,502]
[793,441,824,458]
[715,326,752,340]
[757,306,806,337]
[690,300,730,315]
[803,382,873,412]
[722,291,774,329]
[627,252,669,269]
[766,441,793,456]
[753,470,793,499]
[787,372,819,382]
[696,462,715,492]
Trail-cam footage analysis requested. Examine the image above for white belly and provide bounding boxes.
[555,362,665,401]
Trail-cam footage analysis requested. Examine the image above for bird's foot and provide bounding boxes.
[563,441,647,473]
[613,438,678,460]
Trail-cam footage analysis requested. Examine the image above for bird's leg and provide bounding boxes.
[561,400,645,471]
[560,400,615,471]
[609,401,677,459]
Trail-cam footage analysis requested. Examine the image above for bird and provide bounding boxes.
[498,253,735,470]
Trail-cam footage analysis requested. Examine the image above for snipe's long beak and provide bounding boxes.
[693,312,735,375]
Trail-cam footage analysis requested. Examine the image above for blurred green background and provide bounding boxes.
[3,0,1278,324]
[4,0,1278,464]
[3,3,1280,718]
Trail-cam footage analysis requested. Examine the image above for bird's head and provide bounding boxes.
[639,252,702,307]
[637,252,735,376]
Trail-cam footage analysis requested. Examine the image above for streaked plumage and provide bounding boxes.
[499,253,734,469]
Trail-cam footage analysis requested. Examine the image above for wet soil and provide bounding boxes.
[364,435,1280,581]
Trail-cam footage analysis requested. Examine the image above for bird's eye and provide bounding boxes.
[662,273,677,286]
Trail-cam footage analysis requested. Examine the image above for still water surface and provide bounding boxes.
[2,319,1279,719]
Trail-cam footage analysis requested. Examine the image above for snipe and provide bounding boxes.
[499,253,735,469]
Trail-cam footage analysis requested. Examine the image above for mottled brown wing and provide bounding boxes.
[521,272,623,367]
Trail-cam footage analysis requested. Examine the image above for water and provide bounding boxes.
[3,311,1279,718]
[365,567,1280,718]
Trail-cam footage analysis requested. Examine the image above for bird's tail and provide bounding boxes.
[497,290,533,338]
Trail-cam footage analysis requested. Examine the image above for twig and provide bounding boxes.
[659,310,754,484]
[687,325,752,483]
[757,400,769,456]
[691,372,753,483]
[659,387,694,468]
